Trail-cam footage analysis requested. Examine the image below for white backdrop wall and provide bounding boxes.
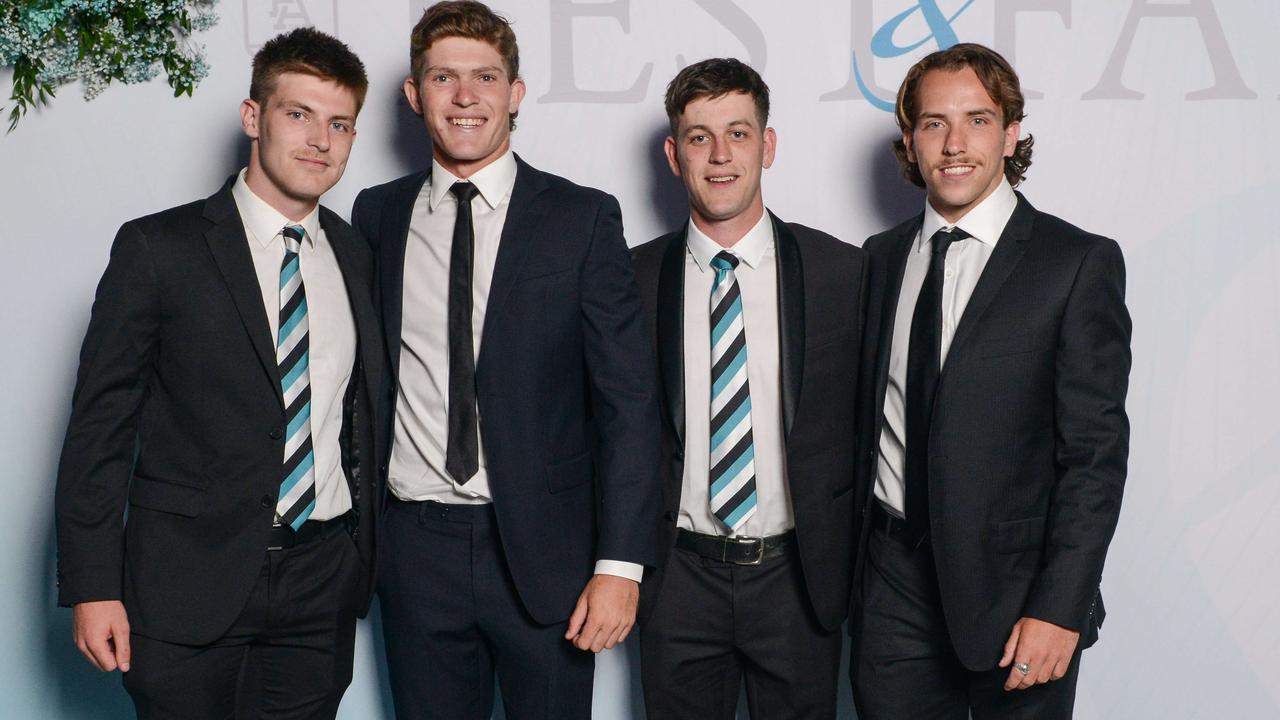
[2,1,1278,718]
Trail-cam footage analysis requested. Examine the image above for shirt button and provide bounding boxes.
[269,427,283,440]
[944,268,954,279]
[260,495,274,508]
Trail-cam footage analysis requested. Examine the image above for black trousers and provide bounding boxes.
[122,524,361,720]
[378,499,595,720]
[851,526,1081,720]
[639,541,842,720]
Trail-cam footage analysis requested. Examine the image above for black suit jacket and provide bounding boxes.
[54,178,383,646]
[352,156,662,625]
[632,213,868,632]
[853,193,1131,669]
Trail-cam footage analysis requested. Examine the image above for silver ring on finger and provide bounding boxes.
[1013,662,1031,675]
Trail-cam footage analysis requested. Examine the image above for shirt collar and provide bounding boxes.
[918,176,1017,252]
[428,149,517,212]
[685,211,773,273]
[232,169,321,249]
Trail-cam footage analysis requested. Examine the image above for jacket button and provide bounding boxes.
[269,427,283,440]
[260,495,274,508]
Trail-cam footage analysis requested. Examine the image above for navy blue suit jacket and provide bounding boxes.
[352,155,662,624]
[853,193,1132,669]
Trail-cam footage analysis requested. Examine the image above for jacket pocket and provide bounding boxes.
[546,451,592,494]
[129,474,207,518]
[991,515,1046,554]
[981,333,1052,359]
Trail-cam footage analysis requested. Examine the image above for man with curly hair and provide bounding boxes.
[850,43,1132,719]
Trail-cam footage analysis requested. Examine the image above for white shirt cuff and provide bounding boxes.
[593,559,644,583]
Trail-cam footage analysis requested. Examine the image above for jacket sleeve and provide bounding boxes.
[578,193,663,568]
[55,221,161,606]
[1023,237,1132,630]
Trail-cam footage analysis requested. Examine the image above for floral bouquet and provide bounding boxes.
[0,0,219,132]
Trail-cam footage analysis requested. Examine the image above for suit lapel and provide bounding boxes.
[943,195,1034,367]
[379,172,427,380]
[871,217,921,437]
[202,180,284,410]
[657,230,686,447]
[321,209,378,399]
[478,155,550,358]
[770,213,804,439]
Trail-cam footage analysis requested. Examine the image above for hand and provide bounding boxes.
[563,574,638,653]
[998,617,1079,690]
[73,600,131,672]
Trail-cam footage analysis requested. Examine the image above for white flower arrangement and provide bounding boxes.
[1,0,219,132]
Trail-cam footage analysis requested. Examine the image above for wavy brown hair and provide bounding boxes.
[892,43,1033,188]
[409,1,520,130]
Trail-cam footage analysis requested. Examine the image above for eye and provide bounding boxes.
[690,134,708,144]
[331,121,351,133]
[288,110,305,121]
[479,73,497,83]
[431,73,451,83]
[973,117,988,125]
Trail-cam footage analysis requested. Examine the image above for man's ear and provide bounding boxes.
[240,98,261,139]
[664,135,681,178]
[902,130,916,163]
[403,77,423,116]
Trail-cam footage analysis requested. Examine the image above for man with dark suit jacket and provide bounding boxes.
[350,2,661,718]
[631,58,867,720]
[54,29,381,719]
[849,43,1131,719]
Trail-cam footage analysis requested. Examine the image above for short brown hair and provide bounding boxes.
[664,58,770,137]
[250,27,368,112]
[893,43,1033,188]
[410,1,520,130]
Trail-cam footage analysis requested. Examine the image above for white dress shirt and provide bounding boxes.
[389,151,641,581]
[679,213,795,537]
[875,178,1018,517]
[232,170,355,521]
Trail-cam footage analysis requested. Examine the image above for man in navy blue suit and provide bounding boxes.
[351,2,662,718]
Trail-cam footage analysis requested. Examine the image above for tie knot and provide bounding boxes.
[929,227,968,256]
[710,251,740,273]
[450,181,479,204]
[282,225,305,253]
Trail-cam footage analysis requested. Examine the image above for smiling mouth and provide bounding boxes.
[450,117,486,128]
[707,175,738,184]
[941,165,975,177]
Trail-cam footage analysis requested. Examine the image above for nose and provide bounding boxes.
[453,78,477,106]
[943,125,965,156]
[709,136,731,164]
[307,121,331,152]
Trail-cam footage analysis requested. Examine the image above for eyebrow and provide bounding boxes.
[684,119,754,134]
[919,108,998,120]
[425,64,506,76]
[279,100,355,124]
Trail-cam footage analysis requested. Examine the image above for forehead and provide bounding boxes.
[424,35,506,71]
[267,72,358,114]
[677,91,760,130]
[914,67,1000,118]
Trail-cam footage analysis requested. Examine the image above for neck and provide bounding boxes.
[244,165,317,222]
[691,201,765,249]
[434,143,508,180]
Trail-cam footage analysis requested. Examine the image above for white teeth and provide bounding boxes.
[942,166,973,175]
[709,176,736,183]
[451,118,484,127]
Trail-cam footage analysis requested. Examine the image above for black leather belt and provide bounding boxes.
[676,528,794,565]
[871,502,927,547]
[268,512,351,551]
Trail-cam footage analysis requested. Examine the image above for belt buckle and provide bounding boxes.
[725,535,765,565]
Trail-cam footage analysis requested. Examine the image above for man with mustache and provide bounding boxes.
[850,43,1131,719]
[55,28,381,719]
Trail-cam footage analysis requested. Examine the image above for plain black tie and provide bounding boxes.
[446,181,480,485]
[904,227,968,538]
